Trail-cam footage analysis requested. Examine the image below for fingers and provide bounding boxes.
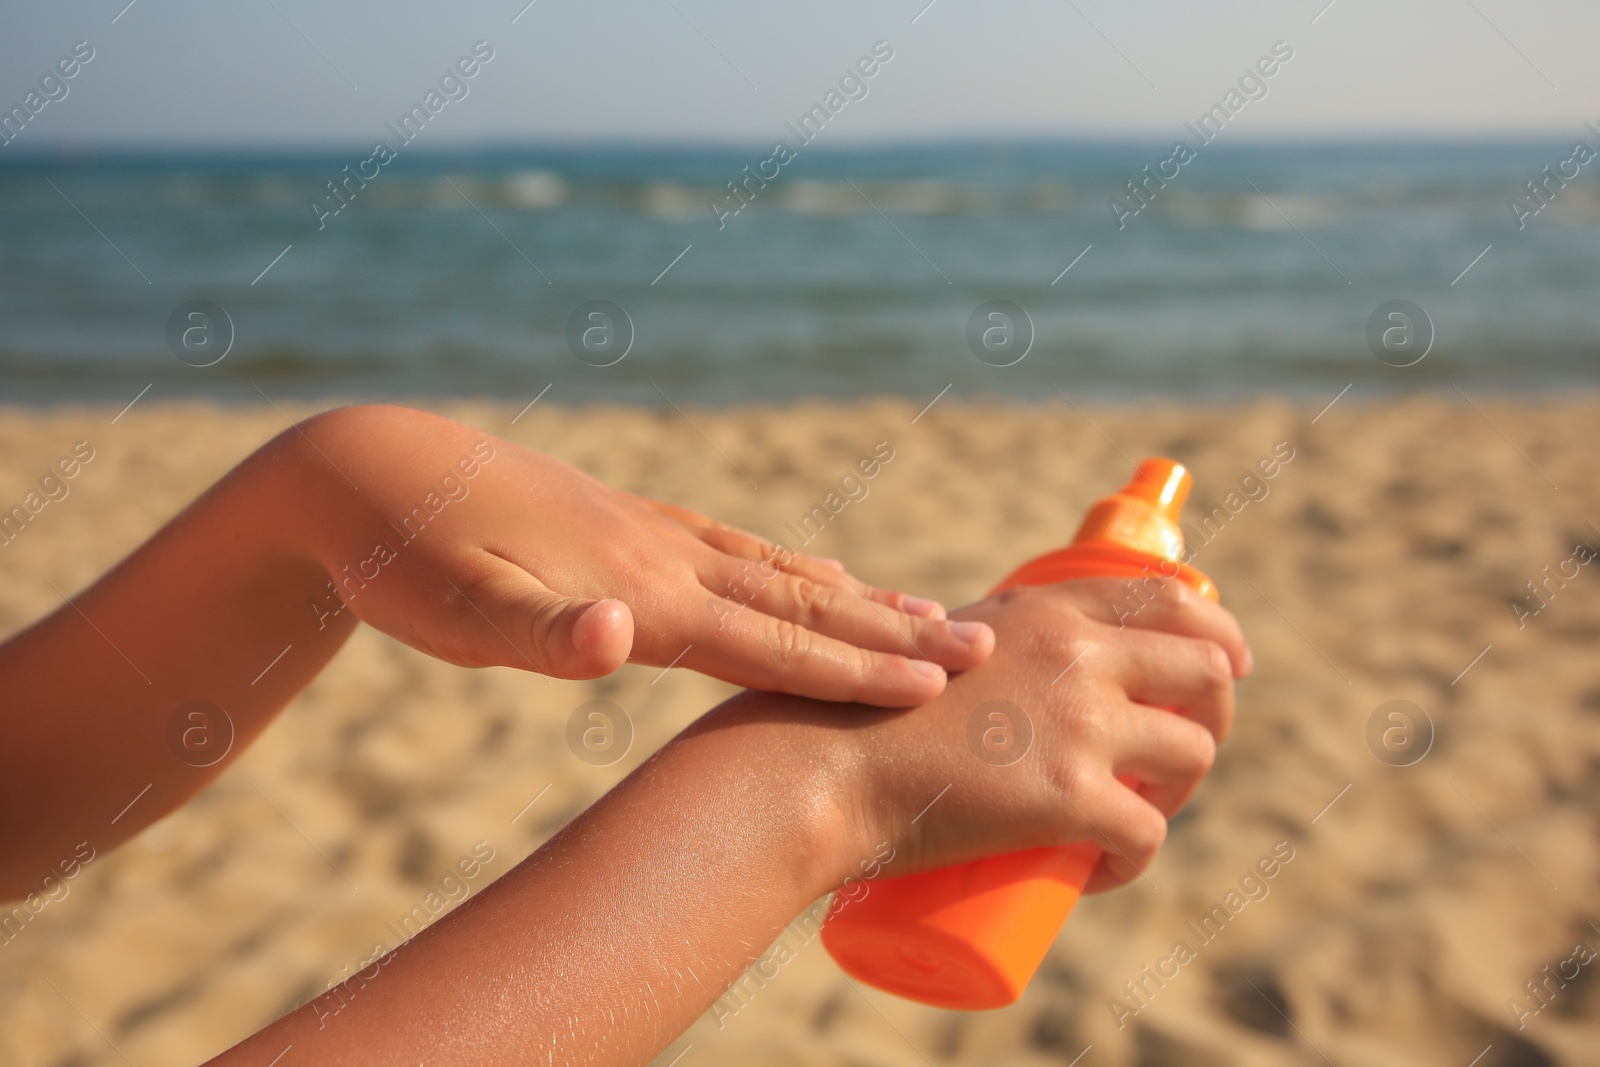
[780,553,948,621]
[1066,775,1168,895]
[693,522,947,620]
[1038,700,1208,895]
[684,598,959,707]
[450,557,634,679]
[1106,628,1236,743]
[1081,577,1251,678]
[714,570,993,675]
[1105,702,1217,818]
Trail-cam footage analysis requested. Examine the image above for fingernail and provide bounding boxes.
[901,595,945,619]
[949,620,990,647]
[908,659,946,682]
[572,599,624,651]
[1242,645,1255,676]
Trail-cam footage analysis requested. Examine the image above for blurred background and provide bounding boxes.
[6,0,1600,405]
[2,2,1598,1065]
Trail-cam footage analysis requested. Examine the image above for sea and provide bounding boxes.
[1,140,1596,407]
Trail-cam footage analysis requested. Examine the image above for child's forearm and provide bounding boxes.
[0,428,350,896]
[207,692,853,1067]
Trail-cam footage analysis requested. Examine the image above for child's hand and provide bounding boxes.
[712,575,1249,892]
[277,405,993,706]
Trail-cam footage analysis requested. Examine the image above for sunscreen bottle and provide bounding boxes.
[820,458,1218,1010]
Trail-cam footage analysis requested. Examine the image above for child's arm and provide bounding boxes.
[206,578,1248,1066]
[0,405,991,898]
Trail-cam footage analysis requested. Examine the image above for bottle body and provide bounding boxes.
[820,460,1217,1010]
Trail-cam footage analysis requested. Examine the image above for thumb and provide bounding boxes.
[452,560,634,679]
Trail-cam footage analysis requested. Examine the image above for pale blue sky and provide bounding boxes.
[2,0,1595,149]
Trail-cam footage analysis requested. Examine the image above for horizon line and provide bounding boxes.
[0,130,1582,160]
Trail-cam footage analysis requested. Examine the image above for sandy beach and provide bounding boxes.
[2,395,1597,1067]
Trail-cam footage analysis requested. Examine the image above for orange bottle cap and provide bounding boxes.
[1071,458,1192,560]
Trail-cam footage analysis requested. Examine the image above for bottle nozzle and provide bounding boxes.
[1070,458,1193,560]
[1122,459,1190,519]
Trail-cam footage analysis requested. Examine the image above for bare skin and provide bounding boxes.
[0,405,993,893]
[0,404,1249,1065]
[208,580,1247,1066]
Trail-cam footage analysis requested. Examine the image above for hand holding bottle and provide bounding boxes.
[824,459,1248,1008]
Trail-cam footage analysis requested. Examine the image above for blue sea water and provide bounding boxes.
[0,140,1596,406]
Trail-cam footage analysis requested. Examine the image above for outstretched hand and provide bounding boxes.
[282,405,994,706]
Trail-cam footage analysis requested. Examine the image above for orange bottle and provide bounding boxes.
[820,458,1218,1010]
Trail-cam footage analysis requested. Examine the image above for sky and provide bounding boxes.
[1,0,1596,151]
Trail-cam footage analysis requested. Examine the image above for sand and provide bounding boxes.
[1,395,1597,1067]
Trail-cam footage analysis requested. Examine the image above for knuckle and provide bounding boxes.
[1029,609,1097,663]
[1158,575,1197,607]
[1125,807,1168,865]
[1185,723,1218,776]
[847,646,881,699]
[1045,753,1098,806]
[1048,622,1093,660]
[791,578,836,623]
[1095,809,1163,878]
[593,536,639,575]
[750,535,780,562]
[1199,640,1233,687]
[522,601,573,671]
[1068,576,1128,600]
[739,529,780,564]
[1070,697,1117,751]
[772,617,814,663]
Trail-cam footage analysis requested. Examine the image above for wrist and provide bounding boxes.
[679,691,869,902]
[233,416,354,620]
